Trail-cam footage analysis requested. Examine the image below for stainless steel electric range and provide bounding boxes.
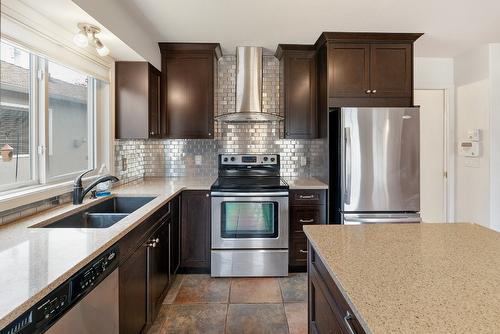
[210,154,289,277]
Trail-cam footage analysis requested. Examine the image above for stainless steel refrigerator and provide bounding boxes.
[330,107,420,224]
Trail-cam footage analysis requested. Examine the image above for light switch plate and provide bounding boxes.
[464,157,480,168]
[195,155,202,165]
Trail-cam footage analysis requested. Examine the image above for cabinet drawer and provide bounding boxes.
[290,235,309,266]
[309,246,366,334]
[290,190,326,205]
[290,206,322,233]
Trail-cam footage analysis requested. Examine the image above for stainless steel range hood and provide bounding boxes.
[215,46,283,123]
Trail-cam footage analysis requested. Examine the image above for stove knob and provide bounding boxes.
[230,157,236,162]
[270,157,276,162]
[223,157,228,162]
[263,157,268,162]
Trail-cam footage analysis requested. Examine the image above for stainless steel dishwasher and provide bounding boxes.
[1,246,119,334]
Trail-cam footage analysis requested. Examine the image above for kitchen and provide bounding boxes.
[0,0,499,333]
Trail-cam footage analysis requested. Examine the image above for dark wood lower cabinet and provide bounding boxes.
[289,190,327,272]
[119,198,181,334]
[119,242,148,334]
[148,220,170,323]
[180,190,211,273]
[308,245,366,334]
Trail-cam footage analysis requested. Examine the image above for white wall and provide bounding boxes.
[414,57,454,89]
[453,44,500,230]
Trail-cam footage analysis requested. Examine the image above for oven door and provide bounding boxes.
[211,191,289,249]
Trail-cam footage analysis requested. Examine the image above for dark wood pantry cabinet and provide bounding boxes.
[159,43,222,139]
[316,32,422,107]
[275,45,317,139]
[115,62,161,139]
[180,190,211,273]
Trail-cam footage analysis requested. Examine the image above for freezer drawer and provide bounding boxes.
[342,213,421,225]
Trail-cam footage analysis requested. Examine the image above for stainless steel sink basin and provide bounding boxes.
[35,196,156,228]
[44,213,129,228]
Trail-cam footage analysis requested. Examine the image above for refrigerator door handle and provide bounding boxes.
[344,127,352,205]
[343,215,421,225]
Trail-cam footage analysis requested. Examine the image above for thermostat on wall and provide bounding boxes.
[459,141,480,157]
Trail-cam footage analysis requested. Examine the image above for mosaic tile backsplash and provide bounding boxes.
[115,55,327,182]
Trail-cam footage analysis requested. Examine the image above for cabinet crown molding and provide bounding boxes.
[314,32,424,49]
[158,42,222,60]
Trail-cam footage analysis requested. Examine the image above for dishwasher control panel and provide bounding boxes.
[1,245,119,334]
[71,247,118,300]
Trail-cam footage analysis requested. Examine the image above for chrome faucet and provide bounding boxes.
[73,169,119,205]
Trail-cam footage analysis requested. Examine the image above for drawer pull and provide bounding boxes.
[299,218,315,223]
[298,194,315,199]
[299,249,308,254]
[344,311,357,334]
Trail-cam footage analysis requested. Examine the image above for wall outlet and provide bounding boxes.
[300,156,307,167]
[195,155,202,165]
[121,157,127,171]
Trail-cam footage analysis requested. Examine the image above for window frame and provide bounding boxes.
[0,39,98,193]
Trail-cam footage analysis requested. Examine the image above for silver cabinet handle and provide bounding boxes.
[344,127,352,205]
[344,311,357,334]
[299,219,314,223]
[365,89,371,94]
[150,131,155,135]
[155,238,160,244]
[299,249,308,254]
[208,132,212,136]
[206,194,210,197]
[299,194,314,199]
[371,89,377,94]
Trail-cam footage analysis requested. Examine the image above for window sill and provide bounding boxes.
[0,177,98,212]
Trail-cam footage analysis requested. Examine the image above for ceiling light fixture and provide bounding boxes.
[73,23,109,57]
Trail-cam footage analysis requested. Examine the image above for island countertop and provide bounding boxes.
[303,223,500,334]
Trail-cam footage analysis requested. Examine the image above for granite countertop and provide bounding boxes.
[284,177,328,189]
[0,177,214,328]
[303,223,500,334]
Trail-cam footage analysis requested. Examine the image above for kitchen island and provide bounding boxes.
[303,223,500,334]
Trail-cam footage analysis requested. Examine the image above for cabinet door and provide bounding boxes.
[170,197,181,276]
[369,44,412,97]
[148,65,161,138]
[181,191,211,271]
[165,54,214,139]
[284,52,317,139]
[119,243,148,334]
[148,221,170,323]
[328,44,370,98]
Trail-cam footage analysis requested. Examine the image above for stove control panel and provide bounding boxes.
[221,154,278,165]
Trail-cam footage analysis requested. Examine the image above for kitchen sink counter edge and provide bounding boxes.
[0,177,215,328]
[303,223,500,334]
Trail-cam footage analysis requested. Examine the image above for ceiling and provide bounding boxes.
[122,0,500,57]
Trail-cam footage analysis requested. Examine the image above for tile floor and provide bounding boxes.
[148,273,308,334]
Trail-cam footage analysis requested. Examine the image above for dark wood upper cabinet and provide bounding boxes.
[328,43,370,98]
[369,43,412,97]
[159,43,222,139]
[115,62,161,139]
[180,190,211,272]
[275,45,317,139]
[315,32,422,107]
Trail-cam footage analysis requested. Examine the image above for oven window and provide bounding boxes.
[221,202,279,238]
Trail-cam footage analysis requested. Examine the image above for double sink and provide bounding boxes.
[36,196,155,229]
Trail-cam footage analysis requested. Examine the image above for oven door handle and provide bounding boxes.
[210,191,289,197]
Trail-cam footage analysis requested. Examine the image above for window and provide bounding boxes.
[0,40,98,192]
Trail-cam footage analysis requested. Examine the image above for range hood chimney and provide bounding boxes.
[215,46,283,123]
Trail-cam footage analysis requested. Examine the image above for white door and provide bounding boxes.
[415,90,447,222]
